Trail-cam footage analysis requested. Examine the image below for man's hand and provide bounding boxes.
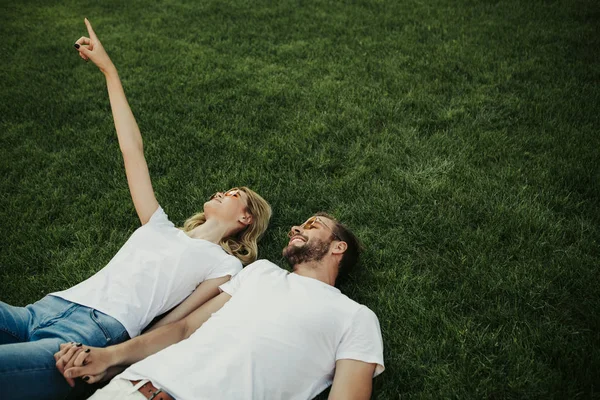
[54,342,117,385]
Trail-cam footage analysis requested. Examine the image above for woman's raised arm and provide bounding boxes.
[75,18,158,224]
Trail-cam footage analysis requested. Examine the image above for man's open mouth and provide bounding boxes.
[288,235,307,245]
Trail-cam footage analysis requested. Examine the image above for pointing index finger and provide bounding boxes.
[84,18,97,40]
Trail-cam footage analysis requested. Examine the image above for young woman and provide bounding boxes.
[0,18,272,400]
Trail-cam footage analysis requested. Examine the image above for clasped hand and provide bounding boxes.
[54,342,115,386]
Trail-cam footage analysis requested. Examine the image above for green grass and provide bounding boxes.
[1,0,599,398]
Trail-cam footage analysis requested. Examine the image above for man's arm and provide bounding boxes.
[146,276,231,332]
[328,359,377,400]
[56,291,232,384]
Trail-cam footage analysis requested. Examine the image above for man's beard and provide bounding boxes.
[283,238,331,267]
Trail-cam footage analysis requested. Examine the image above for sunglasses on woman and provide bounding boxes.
[210,189,242,200]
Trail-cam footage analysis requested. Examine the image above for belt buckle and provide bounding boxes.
[148,388,163,400]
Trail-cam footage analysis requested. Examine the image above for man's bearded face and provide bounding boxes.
[283,236,332,267]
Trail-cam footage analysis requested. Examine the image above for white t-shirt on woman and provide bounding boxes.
[119,260,385,400]
[51,206,242,338]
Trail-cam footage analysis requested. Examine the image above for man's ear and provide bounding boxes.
[331,241,347,255]
[239,213,253,226]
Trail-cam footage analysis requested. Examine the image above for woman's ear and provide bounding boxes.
[239,213,253,226]
[332,241,347,255]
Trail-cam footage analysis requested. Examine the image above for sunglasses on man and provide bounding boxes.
[288,216,341,241]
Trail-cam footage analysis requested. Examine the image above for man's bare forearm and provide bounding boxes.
[108,292,231,367]
[109,320,187,367]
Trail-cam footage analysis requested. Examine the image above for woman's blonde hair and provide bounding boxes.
[181,187,272,265]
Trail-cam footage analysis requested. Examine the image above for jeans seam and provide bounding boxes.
[0,363,61,374]
[0,326,22,341]
[31,303,79,336]
[90,309,113,344]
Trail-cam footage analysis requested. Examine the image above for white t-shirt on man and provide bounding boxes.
[51,206,242,338]
[119,260,385,400]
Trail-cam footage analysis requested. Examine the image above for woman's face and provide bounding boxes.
[204,188,251,224]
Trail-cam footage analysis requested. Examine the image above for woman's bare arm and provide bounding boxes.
[76,19,158,224]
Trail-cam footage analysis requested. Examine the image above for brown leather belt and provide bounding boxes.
[130,380,175,400]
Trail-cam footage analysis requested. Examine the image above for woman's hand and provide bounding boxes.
[54,342,116,385]
[54,342,84,386]
[74,18,115,75]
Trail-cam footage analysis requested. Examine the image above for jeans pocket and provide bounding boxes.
[88,309,129,346]
[89,309,113,345]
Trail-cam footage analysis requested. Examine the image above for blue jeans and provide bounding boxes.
[0,295,130,400]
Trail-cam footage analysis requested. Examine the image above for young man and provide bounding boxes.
[55,213,385,399]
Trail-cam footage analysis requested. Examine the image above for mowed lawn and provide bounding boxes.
[1,0,598,398]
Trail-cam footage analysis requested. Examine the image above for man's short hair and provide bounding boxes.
[314,212,362,285]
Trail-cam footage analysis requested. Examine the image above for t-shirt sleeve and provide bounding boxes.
[146,206,175,228]
[205,256,243,280]
[336,306,385,377]
[219,260,267,296]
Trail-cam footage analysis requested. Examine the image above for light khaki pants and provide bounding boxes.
[88,379,147,400]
